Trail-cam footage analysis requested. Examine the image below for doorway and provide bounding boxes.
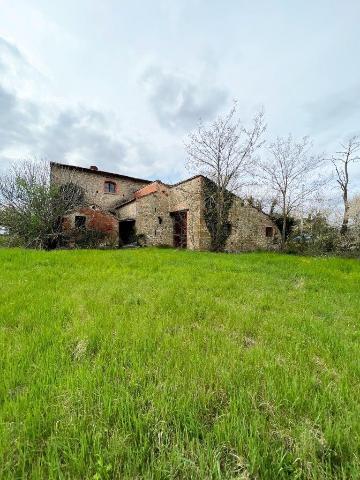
[171,210,187,248]
[119,220,136,246]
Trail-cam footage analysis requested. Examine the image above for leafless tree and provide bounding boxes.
[257,135,325,248]
[331,136,360,234]
[185,102,266,251]
[0,159,85,249]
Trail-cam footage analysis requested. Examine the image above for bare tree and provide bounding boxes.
[331,136,360,235]
[0,159,85,249]
[257,135,324,248]
[185,102,266,251]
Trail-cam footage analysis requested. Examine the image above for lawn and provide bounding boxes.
[0,248,359,479]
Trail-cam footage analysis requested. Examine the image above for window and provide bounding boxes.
[75,216,86,229]
[158,216,163,224]
[104,181,116,193]
[224,223,232,236]
[266,226,273,237]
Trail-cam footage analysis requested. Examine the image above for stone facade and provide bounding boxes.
[51,162,280,251]
[224,198,279,251]
[50,162,150,210]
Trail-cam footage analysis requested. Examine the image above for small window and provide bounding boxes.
[104,181,116,193]
[224,223,232,236]
[75,216,86,229]
[158,216,163,224]
[266,226,273,237]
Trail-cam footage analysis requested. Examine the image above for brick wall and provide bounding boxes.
[62,207,119,246]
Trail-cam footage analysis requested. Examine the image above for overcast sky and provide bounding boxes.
[0,0,360,189]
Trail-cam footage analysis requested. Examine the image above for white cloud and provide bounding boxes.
[140,64,228,131]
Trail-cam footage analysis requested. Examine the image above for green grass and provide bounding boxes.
[0,248,359,479]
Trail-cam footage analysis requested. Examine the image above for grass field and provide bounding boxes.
[0,248,359,479]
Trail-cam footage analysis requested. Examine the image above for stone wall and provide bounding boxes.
[50,163,150,210]
[133,190,173,246]
[225,198,280,251]
[170,177,203,250]
[175,177,280,252]
[116,200,136,220]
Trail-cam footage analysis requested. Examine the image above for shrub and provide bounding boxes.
[62,228,107,249]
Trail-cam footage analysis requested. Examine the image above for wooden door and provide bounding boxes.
[172,211,187,248]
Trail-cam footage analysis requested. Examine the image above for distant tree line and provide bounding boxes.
[185,101,360,255]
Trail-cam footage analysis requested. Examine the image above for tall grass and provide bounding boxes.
[0,248,359,479]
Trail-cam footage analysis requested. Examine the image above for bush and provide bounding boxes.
[334,229,360,257]
[286,213,341,256]
[62,229,107,249]
[0,160,86,250]
[286,213,360,257]
[135,233,147,247]
[0,235,9,248]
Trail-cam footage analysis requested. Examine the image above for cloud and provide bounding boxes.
[0,81,139,174]
[0,85,40,149]
[0,80,182,180]
[0,37,24,69]
[38,107,128,171]
[0,37,176,179]
[0,36,47,98]
[305,85,360,135]
[141,64,228,131]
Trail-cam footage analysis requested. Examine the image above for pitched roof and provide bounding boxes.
[113,198,136,209]
[50,162,152,184]
[170,175,205,188]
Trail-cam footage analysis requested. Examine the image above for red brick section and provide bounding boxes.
[81,208,118,234]
[62,207,118,236]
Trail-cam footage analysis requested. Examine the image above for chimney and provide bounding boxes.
[90,165,98,171]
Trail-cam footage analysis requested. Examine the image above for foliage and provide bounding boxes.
[286,213,360,257]
[62,228,107,249]
[334,228,360,256]
[0,160,85,249]
[270,213,297,241]
[203,178,235,251]
[0,234,10,248]
[185,102,265,252]
[135,233,147,247]
[1,248,359,479]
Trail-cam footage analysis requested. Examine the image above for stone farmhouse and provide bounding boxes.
[50,162,280,251]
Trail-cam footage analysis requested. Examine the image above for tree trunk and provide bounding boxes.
[341,192,349,235]
[340,159,349,235]
[281,199,287,250]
